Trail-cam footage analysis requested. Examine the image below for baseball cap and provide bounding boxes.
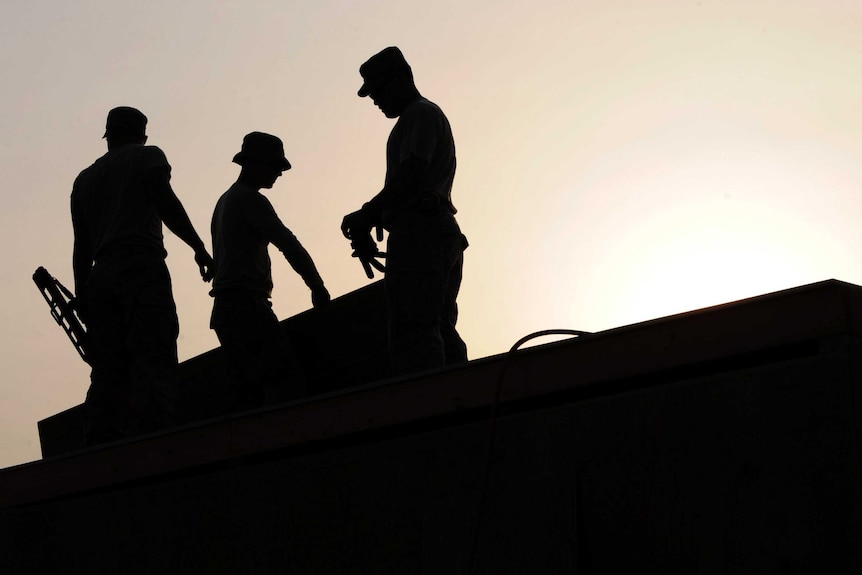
[103,106,147,139]
[358,46,411,97]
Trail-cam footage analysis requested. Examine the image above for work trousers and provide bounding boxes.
[210,292,305,413]
[385,210,468,376]
[84,253,179,444]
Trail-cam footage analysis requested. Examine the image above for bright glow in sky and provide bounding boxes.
[2,0,861,468]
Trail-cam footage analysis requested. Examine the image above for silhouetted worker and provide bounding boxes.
[210,132,330,411]
[341,46,468,375]
[71,106,215,445]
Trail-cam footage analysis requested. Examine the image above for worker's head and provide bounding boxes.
[358,47,417,118]
[233,132,291,189]
[103,107,148,148]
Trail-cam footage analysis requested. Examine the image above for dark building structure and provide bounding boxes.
[2,279,862,573]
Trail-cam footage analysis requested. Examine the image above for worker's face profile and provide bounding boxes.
[247,162,283,189]
[368,75,400,118]
[261,165,283,189]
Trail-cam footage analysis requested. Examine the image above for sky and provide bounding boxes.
[1,0,860,469]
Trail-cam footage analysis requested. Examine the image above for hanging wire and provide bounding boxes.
[466,329,592,574]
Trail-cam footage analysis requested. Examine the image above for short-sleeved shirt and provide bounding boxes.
[210,181,323,298]
[71,144,170,260]
[386,97,457,212]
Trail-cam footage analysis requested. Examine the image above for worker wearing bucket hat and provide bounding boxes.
[210,132,329,411]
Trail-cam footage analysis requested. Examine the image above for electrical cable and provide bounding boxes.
[466,329,591,573]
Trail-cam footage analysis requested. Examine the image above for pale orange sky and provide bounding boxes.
[1,0,861,468]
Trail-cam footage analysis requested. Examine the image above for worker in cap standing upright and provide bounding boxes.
[341,47,468,375]
[210,132,330,412]
[71,106,215,445]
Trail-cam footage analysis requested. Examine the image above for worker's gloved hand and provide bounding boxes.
[350,233,386,279]
[341,209,372,240]
[311,285,330,309]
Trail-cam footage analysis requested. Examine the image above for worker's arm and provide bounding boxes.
[148,169,215,281]
[251,196,330,308]
[70,196,93,316]
[340,155,428,240]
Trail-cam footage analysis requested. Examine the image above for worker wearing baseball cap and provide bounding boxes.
[342,47,468,375]
[71,106,215,445]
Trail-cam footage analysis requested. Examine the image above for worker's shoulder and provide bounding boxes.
[71,151,110,194]
[101,144,170,169]
[72,162,95,189]
[221,183,273,213]
[405,97,444,114]
[400,97,451,129]
[134,144,170,167]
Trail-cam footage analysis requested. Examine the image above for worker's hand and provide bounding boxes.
[341,209,372,240]
[351,233,386,279]
[311,285,331,309]
[195,249,215,282]
[71,294,89,326]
